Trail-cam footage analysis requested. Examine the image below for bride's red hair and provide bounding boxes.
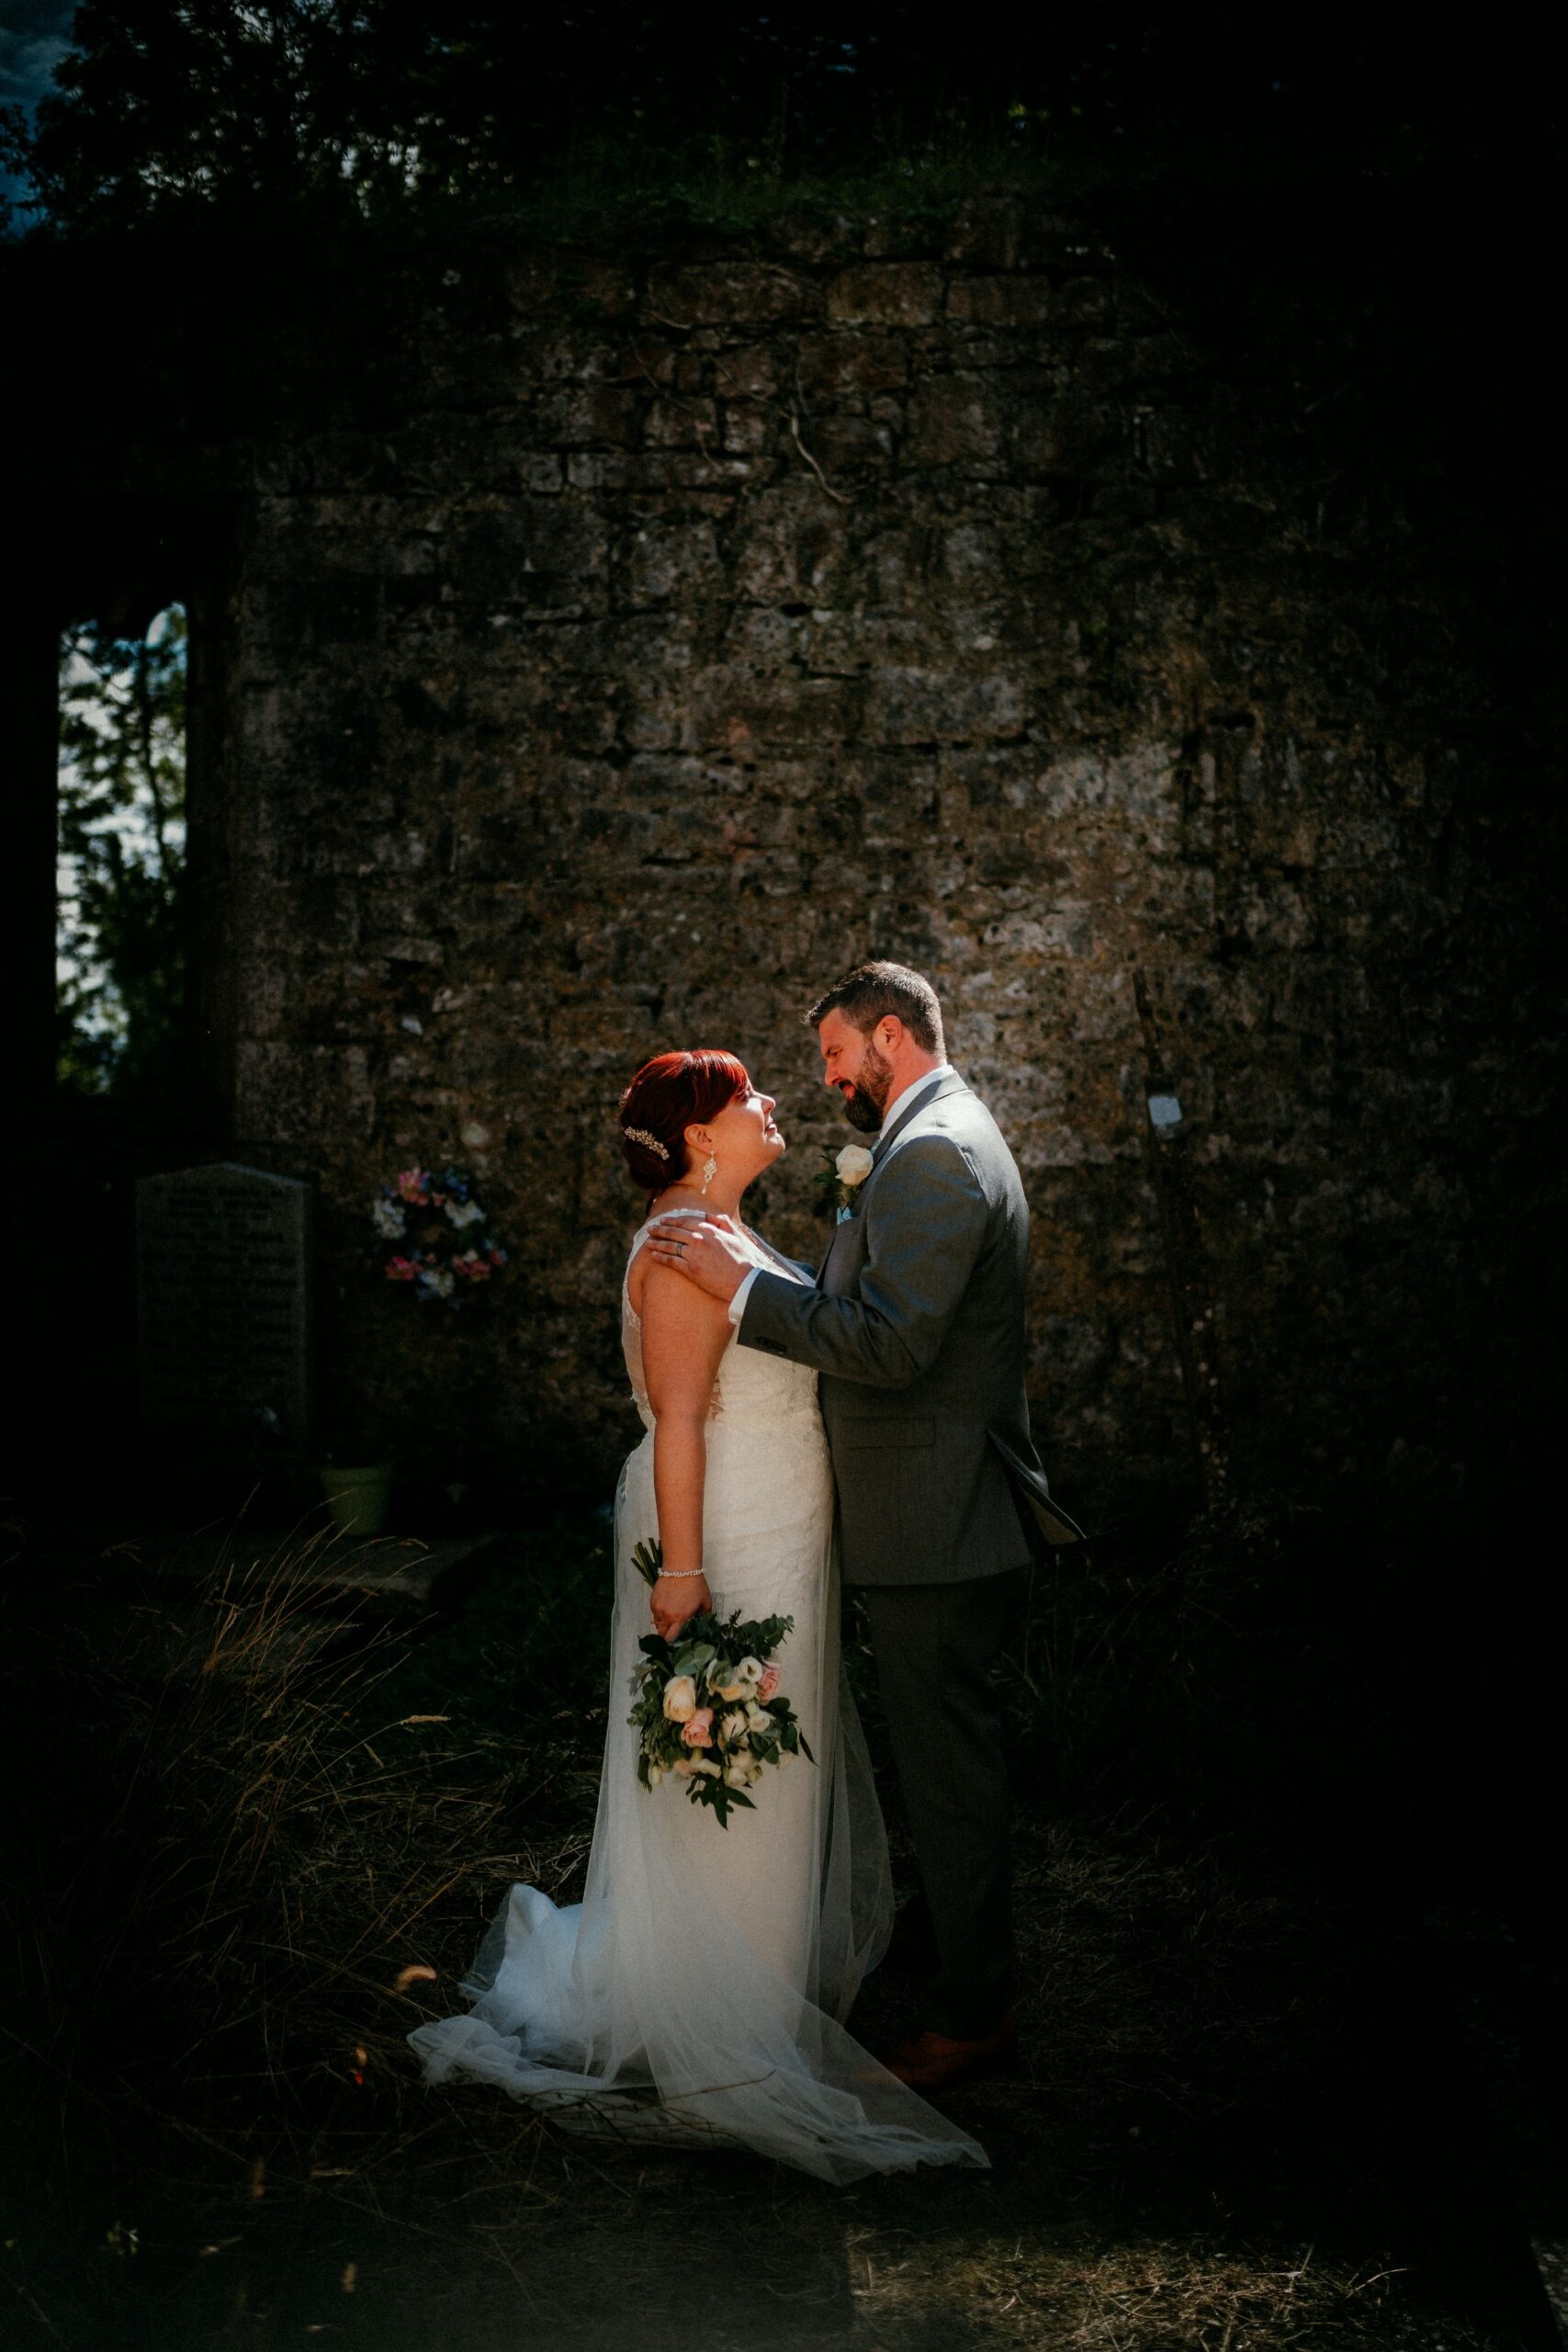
[618,1049,751,1193]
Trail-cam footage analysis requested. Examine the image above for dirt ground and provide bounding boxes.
[2,1510,1560,2351]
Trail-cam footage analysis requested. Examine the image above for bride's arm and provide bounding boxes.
[639,1261,732,1640]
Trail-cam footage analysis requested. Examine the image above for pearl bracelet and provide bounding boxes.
[656,1566,706,1579]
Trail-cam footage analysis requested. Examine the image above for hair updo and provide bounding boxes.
[618,1049,751,1193]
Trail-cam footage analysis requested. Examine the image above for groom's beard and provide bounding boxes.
[840,1041,894,1133]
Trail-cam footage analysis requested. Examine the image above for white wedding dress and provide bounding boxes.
[407,1217,987,2182]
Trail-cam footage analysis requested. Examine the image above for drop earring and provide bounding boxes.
[700,1153,718,1195]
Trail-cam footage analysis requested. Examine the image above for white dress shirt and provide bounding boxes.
[727,1064,953,1327]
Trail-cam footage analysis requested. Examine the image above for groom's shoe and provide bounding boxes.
[882,2011,1019,2093]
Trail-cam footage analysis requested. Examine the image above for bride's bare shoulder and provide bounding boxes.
[625,1209,708,1319]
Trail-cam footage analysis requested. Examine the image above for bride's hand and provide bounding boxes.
[651,1572,711,1641]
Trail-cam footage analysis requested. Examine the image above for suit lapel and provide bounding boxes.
[871,1069,970,1169]
[813,1075,970,1289]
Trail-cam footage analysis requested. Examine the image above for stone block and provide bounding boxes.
[731,481,856,604]
[564,450,753,491]
[809,413,894,472]
[797,610,929,676]
[536,384,643,447]
[622,522,723,606]
[904,375,1006,468]
[795,332,909,397]
[826,264,944,326]
[687,668,861,751]
[448,502,606,600]
[643,396,719,449]
[1056,276,1115,328]
[866,667,1026,744]
[713,343,779,400]
[262,572,384,650]
[721,403,772,454]
[648,264,818,326]
[947,276,1055,327]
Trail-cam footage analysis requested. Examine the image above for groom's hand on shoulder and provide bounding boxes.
[647,1213,750,1303]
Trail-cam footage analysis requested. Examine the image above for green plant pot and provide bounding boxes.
[319,1462,394,1538]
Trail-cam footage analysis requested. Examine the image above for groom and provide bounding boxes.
[648,960,1082,2092]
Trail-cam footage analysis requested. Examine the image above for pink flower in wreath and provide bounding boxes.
[758,1664,781,1702]
[396,1169,432,1204]
[682,1708,715,1748]
[386,1256,415,1282]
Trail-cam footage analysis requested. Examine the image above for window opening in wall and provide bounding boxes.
[57,603,188,1102]
[50,601,193,1506]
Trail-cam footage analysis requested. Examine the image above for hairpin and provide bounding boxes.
[623,1126,670,1159]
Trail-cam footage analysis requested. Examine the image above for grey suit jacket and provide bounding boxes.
[739,1071,1084,1585]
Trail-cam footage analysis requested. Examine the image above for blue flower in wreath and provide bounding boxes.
[370,1160,504,1309]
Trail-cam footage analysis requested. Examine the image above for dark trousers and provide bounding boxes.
[860,1566,1027,2039]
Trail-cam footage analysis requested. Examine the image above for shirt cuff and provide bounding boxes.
[728,1267,761,1327]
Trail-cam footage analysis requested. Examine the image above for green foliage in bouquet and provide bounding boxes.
[627,1540,814,1828]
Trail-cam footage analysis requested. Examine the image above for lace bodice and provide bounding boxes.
[621,1216,821,1436]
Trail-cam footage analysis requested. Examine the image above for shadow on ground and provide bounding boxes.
[1,1500,1561,2349]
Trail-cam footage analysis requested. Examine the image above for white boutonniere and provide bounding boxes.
[814,1143,874,1223]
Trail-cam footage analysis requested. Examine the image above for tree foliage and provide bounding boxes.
[57,605,186,1097]
[0,4,1533,242]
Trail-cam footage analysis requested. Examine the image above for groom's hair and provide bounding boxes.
[807,962,945,1057]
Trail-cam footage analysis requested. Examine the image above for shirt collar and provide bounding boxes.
[877,1064,952,1139]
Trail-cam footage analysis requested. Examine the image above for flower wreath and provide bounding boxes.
[371,1164,508,1307]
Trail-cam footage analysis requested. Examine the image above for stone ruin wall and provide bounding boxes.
[186,200,1516,1510]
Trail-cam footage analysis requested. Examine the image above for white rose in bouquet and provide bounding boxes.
[662,1675,698,1723]
[734,1657,765,1690]
[720,1710,750,1747]
[744,1700,773,1734]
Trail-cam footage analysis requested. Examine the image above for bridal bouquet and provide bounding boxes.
[626,1540,814,1827]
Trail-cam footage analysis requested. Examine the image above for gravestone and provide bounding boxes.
[136,1163,313,1451]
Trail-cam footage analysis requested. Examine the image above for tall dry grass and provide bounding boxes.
[1,1529,591,2175]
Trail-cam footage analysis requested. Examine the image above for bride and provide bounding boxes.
[408,1048,987,2181]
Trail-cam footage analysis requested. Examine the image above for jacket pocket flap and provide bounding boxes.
[839,1417,935,1449]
